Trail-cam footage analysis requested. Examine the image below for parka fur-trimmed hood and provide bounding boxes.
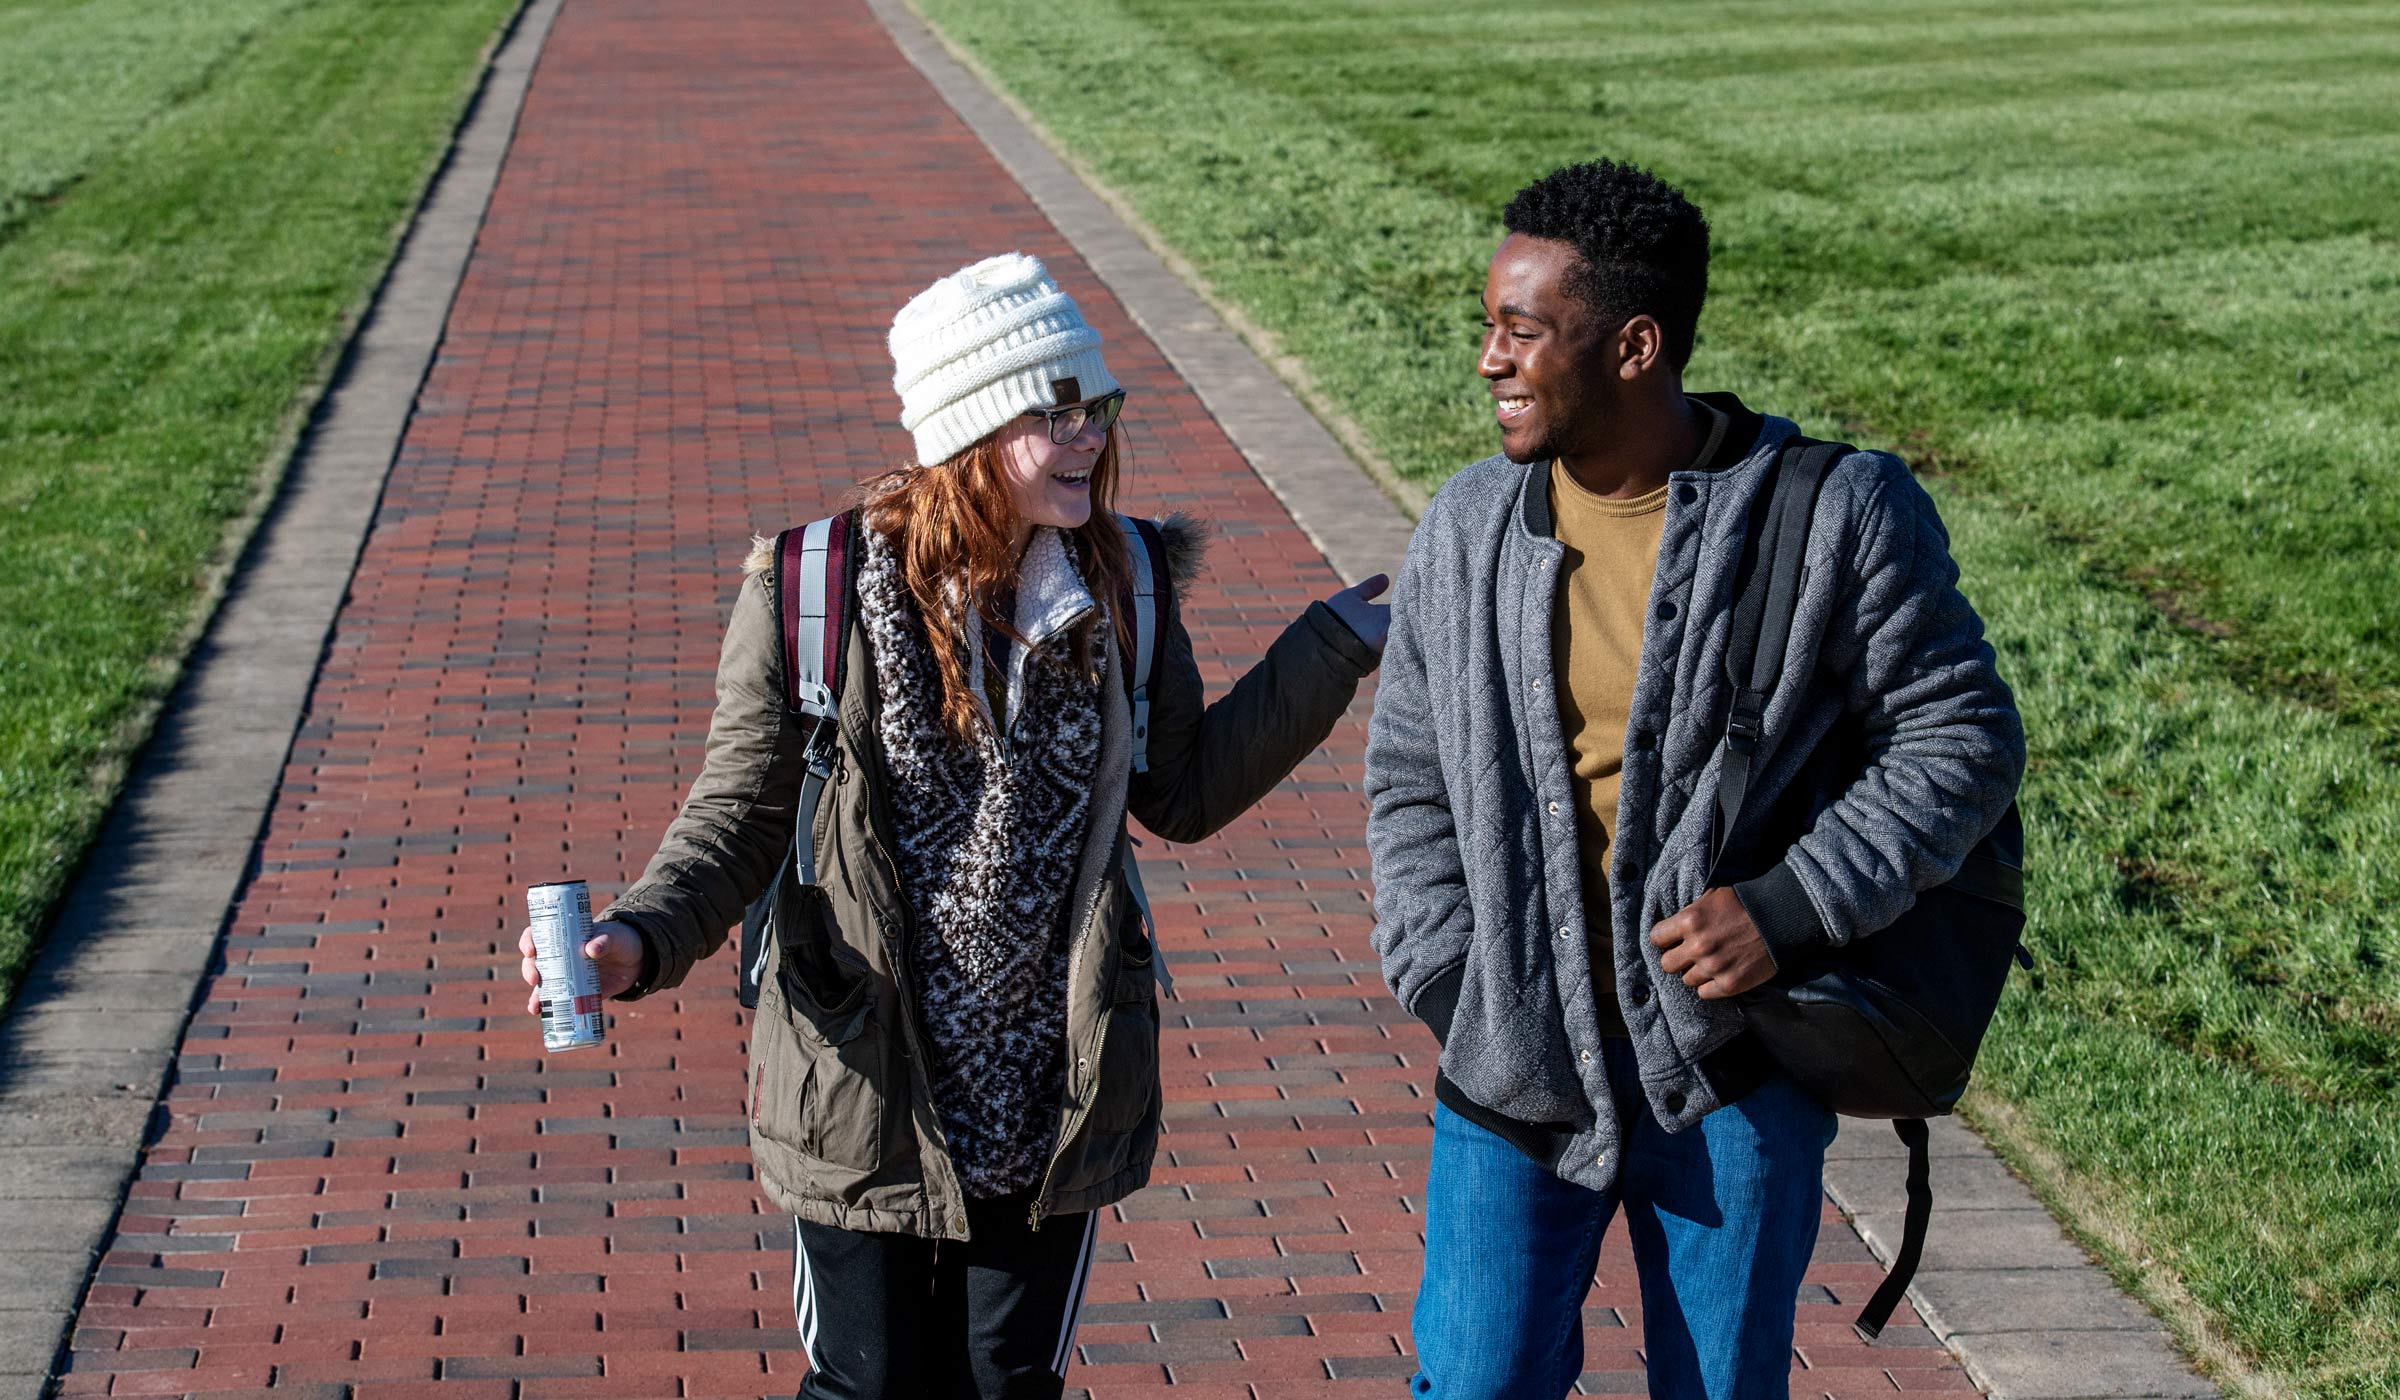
[742,511,1212,593]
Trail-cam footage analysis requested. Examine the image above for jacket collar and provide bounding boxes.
[962,526,1098,730]
[1517,392,1766,540]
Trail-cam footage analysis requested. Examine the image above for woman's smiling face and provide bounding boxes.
[995,404,1107,539]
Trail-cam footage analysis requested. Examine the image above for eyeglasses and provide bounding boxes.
[1021,389,1126,445]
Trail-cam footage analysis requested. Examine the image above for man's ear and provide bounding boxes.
[1615,315,1667,380]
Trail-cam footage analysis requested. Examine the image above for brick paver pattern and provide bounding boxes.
[55,1,1972,1396]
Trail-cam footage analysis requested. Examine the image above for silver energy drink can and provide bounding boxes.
[527,880,605,1052]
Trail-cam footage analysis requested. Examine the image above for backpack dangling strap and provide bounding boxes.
[1117,515,1169,773]
[1854,1117,1934,1341]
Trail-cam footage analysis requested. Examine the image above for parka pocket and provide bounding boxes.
[755,888,887,1173]
[776,885,870,1047]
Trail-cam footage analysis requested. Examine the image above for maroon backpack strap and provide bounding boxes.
[774,513,853,721]
[775,527,810,711]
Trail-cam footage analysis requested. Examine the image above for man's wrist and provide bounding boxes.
[1731,863,1825,966]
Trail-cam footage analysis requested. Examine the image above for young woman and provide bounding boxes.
[517,253,1386,1399]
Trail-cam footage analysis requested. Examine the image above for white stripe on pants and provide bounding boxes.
[1050,1209,1099,1376]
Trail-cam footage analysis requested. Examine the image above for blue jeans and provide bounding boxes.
[1411,1040,1837,1400]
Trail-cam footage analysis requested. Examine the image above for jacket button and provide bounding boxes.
[1676,484,1698,505]
[1631,984,1651,1006]
[1546,801,1559,815]
[1557,925,1573,940]
[952,1211,968,1232]
[1655,601,1677,621]
[1664,1091,1687,1114]
[1631,730,1654,751]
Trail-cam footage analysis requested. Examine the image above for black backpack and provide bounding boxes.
[1709,436,2030,1340]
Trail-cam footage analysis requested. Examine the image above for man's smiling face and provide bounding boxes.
[1479,232,1614,467]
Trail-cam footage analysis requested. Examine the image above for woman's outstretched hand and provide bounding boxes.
[518,919,648,1014]
[1324,573,1392,657]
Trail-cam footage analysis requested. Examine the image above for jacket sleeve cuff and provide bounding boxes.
[1408,961,1466,1046]
[1301,599,1378,678]
[597,903,678,1000]
[1733,862,1826,967]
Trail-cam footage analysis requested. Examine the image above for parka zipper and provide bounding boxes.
[1024,826,1128,1232]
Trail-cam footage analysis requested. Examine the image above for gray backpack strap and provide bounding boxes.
[1117,515,1168,773]
[786,515,844,886]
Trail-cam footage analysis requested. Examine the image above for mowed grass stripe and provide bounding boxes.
[0,0,522,1011]
[1760,233,2400,736]
[0,0,315,235]
[913,0,2400,1392]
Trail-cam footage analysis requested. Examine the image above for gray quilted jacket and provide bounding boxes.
[1366,396,2023,1189]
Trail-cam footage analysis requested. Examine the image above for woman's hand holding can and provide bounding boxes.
[517,920,648,1016]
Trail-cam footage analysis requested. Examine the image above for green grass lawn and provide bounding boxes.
[909,0,2400,1394]
[0,0,521,1011]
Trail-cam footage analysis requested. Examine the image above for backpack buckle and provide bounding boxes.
[800,715,837,779]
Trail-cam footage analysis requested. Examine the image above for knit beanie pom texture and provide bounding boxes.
[889,252,1120,466]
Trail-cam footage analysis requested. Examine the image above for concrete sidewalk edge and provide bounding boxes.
[0,0,565,1392]
[872,3,2223,1398]
[1825,1118,2221,1399]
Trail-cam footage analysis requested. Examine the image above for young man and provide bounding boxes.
[1366,161,2023,1399]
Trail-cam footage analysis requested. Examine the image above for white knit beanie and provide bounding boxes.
[888,252,1120,466]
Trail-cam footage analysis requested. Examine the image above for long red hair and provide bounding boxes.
[858,428,1135,739]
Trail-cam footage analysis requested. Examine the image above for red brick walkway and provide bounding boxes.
[57,1,1968,1396]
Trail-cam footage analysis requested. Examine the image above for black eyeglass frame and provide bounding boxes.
[1020,388,1127,445]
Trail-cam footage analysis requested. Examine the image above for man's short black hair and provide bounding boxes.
[1503,160,1709,371]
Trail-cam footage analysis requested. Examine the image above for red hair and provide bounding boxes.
[857,429,1134,739]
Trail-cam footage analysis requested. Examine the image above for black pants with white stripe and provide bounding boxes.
[791,1190,1098,1399]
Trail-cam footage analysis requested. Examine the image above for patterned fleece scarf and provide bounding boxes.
[856,523,1104,1198]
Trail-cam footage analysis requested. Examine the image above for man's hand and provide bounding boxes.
[518,920,648,1014]
[1323,573,1392,656]
[1648,887,1777,1001]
